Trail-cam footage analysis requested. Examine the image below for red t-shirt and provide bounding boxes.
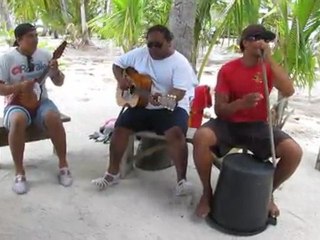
[215,58,273,122]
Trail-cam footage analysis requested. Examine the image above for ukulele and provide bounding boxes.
[10,41,67,115]
[115,68,177,111]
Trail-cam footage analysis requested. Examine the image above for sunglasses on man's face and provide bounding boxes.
[26,56,35,72]
[147,41,163,48]
[246,35,270,43]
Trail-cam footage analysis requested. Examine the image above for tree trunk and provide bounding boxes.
[169,0,197,68]
[80,0,90,45]
[0,0,13,30]
[53,30,59,39]
[60,0,69,24]
[105,0,111,14]
[40,26,48,36]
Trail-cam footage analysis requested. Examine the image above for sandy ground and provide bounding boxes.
[0,38,320,240]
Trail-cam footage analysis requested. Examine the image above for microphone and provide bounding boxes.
[259,49,265,59]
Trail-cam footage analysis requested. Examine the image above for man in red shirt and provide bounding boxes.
[193,24,303,218]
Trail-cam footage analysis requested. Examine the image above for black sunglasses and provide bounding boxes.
[246,35,270,43]
[147,41,163,48]
[26,56,35,72]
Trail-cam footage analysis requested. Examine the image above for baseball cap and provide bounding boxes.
[13,23,36,47]
[239,24,276,51]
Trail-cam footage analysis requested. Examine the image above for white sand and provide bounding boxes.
[0,38,320,240]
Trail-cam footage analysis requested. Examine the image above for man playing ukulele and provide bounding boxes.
[92,25,197,196]
[0,23,72,194]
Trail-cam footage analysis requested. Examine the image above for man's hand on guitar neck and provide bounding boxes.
[168,88,185,102]
[149,92,178,111]
[149,89,183,107]
[48,59,65,86]
[49,59,59,71]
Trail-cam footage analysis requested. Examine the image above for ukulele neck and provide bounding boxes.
[36,61,52,84]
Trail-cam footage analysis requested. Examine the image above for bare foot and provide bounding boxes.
[195,194,211,218]
[268,196,280,217]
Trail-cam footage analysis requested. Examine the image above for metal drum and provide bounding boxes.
[209,152,275,236]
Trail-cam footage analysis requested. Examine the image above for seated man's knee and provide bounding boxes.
[44,111,61,127]
[8,112,28,130]
[165,126,185,143]
[277,139,303,165]
[193,127,216,148]
[111,127,132,143]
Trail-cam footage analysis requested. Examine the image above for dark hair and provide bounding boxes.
[13,23,36,47]
[146,25,174,42]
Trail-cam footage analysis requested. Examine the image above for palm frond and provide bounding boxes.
[89,0,145,52]
[271,0,320,90]
[197,0,261,79]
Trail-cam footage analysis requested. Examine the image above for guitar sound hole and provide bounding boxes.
[129,85,136,94]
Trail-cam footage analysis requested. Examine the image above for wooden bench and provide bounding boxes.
[119,128,227,177]
[0,113,71,147]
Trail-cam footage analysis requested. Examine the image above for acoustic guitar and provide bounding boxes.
[115,68,177,111]
[10,41,67,115]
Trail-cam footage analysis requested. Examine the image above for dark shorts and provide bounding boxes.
[202,118,293,160]
[115,107,189,135]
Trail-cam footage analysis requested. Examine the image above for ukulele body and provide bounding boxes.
[10,82,41,115]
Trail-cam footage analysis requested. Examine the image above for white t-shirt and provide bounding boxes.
[114,46,198,113]
[0,48,51,107]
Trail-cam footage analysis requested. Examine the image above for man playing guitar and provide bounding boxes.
[0,23,72,194]
[92,25,197,196]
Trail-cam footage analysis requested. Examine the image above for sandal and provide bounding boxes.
[91,172,120,191]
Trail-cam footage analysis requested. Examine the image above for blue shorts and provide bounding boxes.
[3,99,60,130]
[115,107,189,135]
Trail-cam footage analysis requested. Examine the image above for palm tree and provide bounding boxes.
[7,0,104,44]
[80,0,90,44]
[88,0,146,52]
[88,0,175,52]
[59,0,69,23]
[0,0,13,30]
[169,0,197,65]
[197,0,261,79]
[264,0,320,127]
